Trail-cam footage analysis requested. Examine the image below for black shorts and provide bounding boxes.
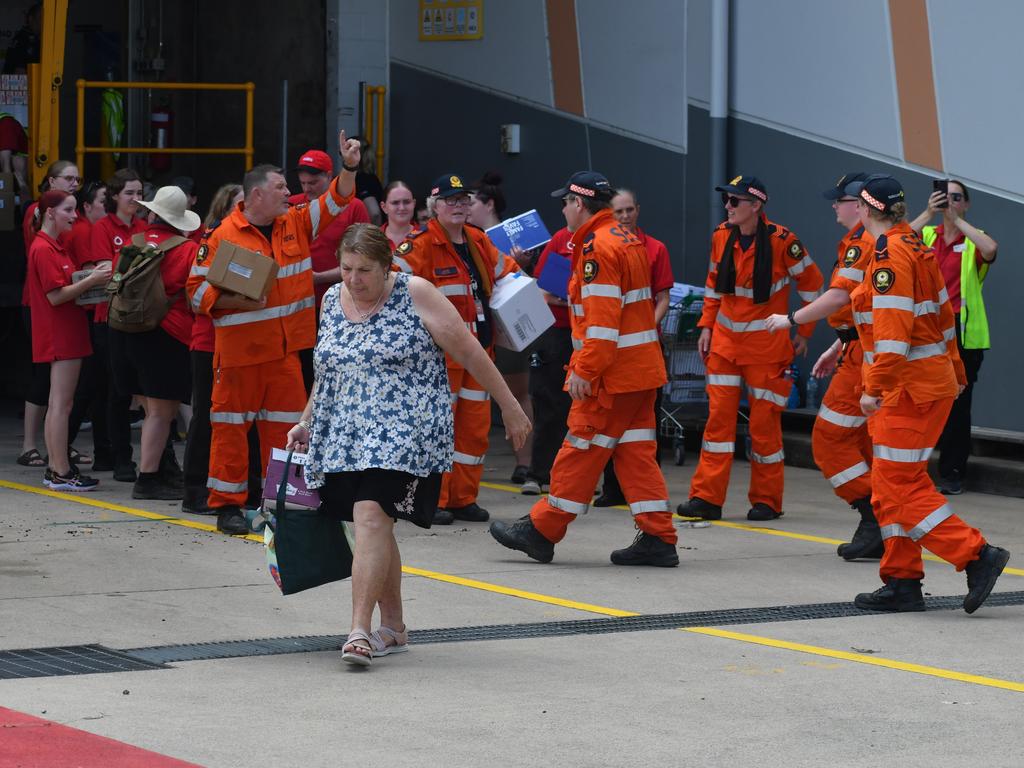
[109,326,191,402]
[319,469,442,530]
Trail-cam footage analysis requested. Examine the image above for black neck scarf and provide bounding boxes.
[715,216,773,304]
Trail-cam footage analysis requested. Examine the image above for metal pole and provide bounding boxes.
[709,0,730,232]
[281,79,288,170]
[76,79,85,172]
[245,82,255,170]
[374,87,385,177]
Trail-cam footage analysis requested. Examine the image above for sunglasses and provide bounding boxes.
[722,193,754,208]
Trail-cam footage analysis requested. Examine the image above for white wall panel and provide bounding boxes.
[929,0,1024,194]
[731,0,901,159]
[388,0,553,107]
[686,0,711,106]
[576,0,687,149]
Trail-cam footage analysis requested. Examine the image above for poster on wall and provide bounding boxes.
[419,0,483,41]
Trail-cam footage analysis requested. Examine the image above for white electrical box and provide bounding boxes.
[500,124,521,154]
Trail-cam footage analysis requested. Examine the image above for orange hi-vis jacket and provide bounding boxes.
[826,224,875,330]
[186,178,354,369]
[850,221,966,406]
[700,216,824,364]
[567,209,666,394]
[395,217,517,356]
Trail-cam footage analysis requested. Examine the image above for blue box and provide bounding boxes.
[536,252,571,300]
[485,209,552,254]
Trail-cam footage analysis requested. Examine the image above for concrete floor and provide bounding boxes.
[1,419,1022,767]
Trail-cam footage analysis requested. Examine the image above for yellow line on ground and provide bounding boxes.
[684,627,1024,693]
[480,480,524,494]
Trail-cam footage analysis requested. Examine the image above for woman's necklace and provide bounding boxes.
[348,277,390,322]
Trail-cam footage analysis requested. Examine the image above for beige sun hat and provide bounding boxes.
[137,185,202,233]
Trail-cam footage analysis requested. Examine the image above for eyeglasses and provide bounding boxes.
[834,197,859,205]
[57,175,81,183]
[442,196,471,207]
[562,195,577,207]
[722,194,753,208]
[949,192,965,202]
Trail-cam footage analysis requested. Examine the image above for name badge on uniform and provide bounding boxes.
[953,244,967,253]
[474,297,486,322]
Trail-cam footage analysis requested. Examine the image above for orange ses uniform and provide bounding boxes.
[851,222,984,582]
[396,218,517,508]
[811,225,875,504]
[529,209,675,545]
[186,178,354,510]
[691,217,824,512]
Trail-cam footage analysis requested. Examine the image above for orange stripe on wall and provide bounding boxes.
[545,0,584,116]
[888,0,943,170]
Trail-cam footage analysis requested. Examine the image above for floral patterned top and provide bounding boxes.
[305,272,454,486]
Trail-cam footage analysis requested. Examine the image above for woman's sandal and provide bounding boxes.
[342,630,374,667]
[16,449,46,467]
[69,447,92,466]
[369,626,409,658]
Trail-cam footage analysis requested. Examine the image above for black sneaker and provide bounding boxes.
[747,503,782,521]
[676,497,722,520]
[132,472,184,501]
[46,467,100,492]
[610,530,679,567]
[489,517,555,563]
[520,478,544,496]
[593,492,627,508]
[963,544,1010,614]
[510,465,529,484]
[837,497,884,560]
[113,460,138,483]
[854,578,925,612]
[159,448,184,488]
[937,471,963,495]
[432,508,454,526]
[91,454,114,472]
[446,503,489,522]
[216,507,250,535]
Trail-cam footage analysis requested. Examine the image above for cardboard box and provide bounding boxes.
[489,272,554,352]
[72,271,110,305]
[206,241,278,301]
[0,173,14,231]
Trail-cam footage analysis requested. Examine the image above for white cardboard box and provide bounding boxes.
[489,273,554,352]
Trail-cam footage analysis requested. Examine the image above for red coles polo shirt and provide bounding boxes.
[142,223,198,346]
[637,228,675,296]
[67,218,94,268]
[21,203,72,306]
[928,225,988,313]
[288,193,370,305]
[533,226,573,328]
[26,232,92,363]
[90,213,146,322]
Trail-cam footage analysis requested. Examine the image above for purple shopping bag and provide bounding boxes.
[262,448,321,509]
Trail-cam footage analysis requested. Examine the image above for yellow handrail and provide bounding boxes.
[363,85,386,177]
[75,79,255,174]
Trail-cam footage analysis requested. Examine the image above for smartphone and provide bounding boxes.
[933,178,949,208]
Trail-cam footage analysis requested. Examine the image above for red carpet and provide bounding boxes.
[0,707,202,767]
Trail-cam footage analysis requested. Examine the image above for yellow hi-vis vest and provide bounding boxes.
[922,225,990,350]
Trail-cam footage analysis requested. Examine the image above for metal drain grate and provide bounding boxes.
[126,589,1024,665]
[0,644,168,679]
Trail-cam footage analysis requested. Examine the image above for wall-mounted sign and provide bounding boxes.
[419,0,483,41]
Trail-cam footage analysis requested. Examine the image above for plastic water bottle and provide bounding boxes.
[786,364,801,409]
[806,376,819,409]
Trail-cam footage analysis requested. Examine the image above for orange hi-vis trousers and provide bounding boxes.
[530,388,676,545]
[811,341,873,504]
[689,353,791,511]
[207,353,307,510]
[870,392,985,581]
[440,366,491,509]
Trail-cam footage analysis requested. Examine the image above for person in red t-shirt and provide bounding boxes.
[67,181,107,267]
[25,191,111,490]
[380,180,417,250]
[593,188,675,507]
[520,226,574,496]
[108,185,200,501]
[17,160,80,469]
[89,168,147,482]
[0,111,28,196]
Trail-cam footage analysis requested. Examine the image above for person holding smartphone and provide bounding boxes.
[909,179,997,495]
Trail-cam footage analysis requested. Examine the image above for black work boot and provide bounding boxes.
[747,503,782,521]
[676,497,722,520]
[964,544,1011,614]
[132,471,184,500]
[838,497,884,560]
[489,517,555,563]
[854,578,925,612]
[216,506,250,535]
[610,530,679,567]
[445,502,489,522]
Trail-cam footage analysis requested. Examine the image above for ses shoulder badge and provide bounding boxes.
[873,267,895,293]
[582,232,595,256]
[843,245,861,266]
[788,240,804,260]
[196,244,209,265]
[583,259,599,283]
[396,240,412,255]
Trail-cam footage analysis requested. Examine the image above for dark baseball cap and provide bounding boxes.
[715,175,768,202]
[430,173,470,199]
[845,174,905,213]
[550,171,613,200]
[823,172,868,200]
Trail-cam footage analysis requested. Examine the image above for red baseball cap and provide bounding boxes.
[296,149,332,174]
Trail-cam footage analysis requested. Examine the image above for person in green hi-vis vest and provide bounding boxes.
[910,179,997,496]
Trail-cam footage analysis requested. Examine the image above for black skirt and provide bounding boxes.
[318,468,442,529]
[109,325,191,402]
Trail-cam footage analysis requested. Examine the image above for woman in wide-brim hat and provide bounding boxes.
[108,186,203,501]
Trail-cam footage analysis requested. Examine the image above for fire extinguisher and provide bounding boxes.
[150,105,173,172]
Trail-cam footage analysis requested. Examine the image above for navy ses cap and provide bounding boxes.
[715,175,768,202]
[430,174,470,199]
[823,172,868,200]
[550,170,613,200]
[845,174,905,213]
